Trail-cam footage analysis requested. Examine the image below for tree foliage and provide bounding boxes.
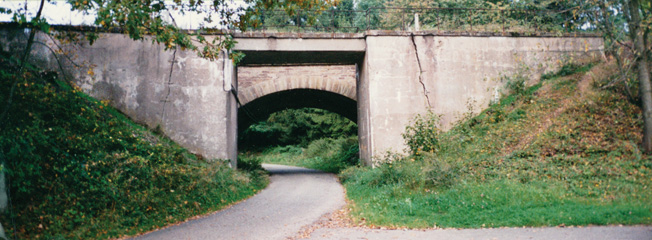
[241,0,601,33]
[239,108,357,151]
[587,0,652,152]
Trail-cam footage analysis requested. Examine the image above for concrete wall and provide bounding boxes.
[0,29,237,164]
[237,65,357,104]
[361,34,603,161]
[357,56,373,165]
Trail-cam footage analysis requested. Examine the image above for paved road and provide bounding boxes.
[308,226,652,240]
[132,164,345,240]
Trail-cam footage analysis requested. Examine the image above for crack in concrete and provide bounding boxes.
[410,34,432,108]
[161,48,177,125]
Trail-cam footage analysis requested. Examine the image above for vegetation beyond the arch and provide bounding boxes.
[239,108,360,173]
[240,108,356,150]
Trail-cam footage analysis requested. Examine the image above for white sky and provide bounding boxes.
[0,0,243,29]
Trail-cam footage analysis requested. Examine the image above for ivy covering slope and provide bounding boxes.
[0,53,267,239]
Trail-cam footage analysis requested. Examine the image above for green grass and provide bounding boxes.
[339,59,652,228]
[0,53,268,239]
[243,136,360,173]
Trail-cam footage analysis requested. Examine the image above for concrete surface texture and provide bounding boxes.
[307,225,652,240]
[130,164,345,240]
[357,35,603,163]
[0,27,604,166]
[237,65,357,105]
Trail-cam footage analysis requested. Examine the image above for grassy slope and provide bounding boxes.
[0,54,267,239]
[340,59,652,228]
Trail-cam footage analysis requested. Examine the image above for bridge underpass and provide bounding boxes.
[233,34,365,164]
[235,64,359,132]
[0,27,604,167]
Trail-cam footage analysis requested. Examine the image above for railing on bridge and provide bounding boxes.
[243,7,595,34]
[0,6,595,36]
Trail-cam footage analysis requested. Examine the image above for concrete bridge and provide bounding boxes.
[0,27,603,166]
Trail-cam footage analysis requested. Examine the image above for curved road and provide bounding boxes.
[133,164,345,240]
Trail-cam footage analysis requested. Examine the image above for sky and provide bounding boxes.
[0,0,242,29]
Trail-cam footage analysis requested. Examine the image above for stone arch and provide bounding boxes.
[237,89,357,133]
[236,65,357,106]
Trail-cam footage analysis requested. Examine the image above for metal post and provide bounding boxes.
[401,9,405,31]
[534,10,539,33]
[331,8,335,32]
[437,8,440,33]
[367,9,370,30]
[261,9,265,32]
[501,9,505,35]
[469,10,473,32]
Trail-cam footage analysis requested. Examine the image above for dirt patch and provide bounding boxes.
[503,61,608,156]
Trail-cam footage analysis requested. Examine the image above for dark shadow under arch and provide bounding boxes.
[238,89,357,133]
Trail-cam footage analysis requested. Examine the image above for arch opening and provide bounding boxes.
[237,89,360,170]
[238,89,357,133]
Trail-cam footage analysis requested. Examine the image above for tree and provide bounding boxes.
[625,0,652,152]
[0,0,337,123]
[66,0,336,58]
[591,0,652,152]
[240,0,354,32]
[2,0,338,59]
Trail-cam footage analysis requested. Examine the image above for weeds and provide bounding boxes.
[403,111,442,155]
[246,136,360,173]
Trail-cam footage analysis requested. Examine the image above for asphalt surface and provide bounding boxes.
[308,226,652,240]
[132,164,346,240]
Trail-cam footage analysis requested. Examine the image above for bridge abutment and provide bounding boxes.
[360,33,603,161]
[1,29,239,164]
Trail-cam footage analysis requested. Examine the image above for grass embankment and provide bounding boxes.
[0,54,267,239]
[340,59,652,228]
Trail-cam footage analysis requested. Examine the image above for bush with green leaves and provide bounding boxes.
[402,111,442,155]
[341,152,457,190]
[251,136,360,173]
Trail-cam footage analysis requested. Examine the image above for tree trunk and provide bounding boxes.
[0,0,46,124]
[628,0,652,153]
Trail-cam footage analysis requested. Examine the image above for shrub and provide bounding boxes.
[340,153,457,190]
[237,155,265,172]
[403,111,442,155]
[257,136,360,174]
